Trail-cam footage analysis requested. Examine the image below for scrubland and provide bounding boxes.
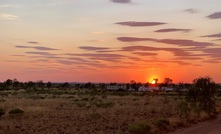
[0,89,221,134]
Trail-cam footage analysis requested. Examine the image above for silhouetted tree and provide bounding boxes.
[46,81,52,89]
[36,80,45,89]
[12,79,20,90]
[84,82,96,89]
[0,82,3,90]
[4,79,13,90]
[61,82,70,89]
[188,77,217,116]
[99,83,106,90]
[164,78,173,87]
[154,78,158,84]
[26,81,35,89]
[130,80,137,90]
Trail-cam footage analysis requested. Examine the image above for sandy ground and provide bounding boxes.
[0,90,220,134]
[170,114,221,134]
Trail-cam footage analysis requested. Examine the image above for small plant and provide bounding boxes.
[153,118,170,130]
[0,108,6,117]
[82,97,89,101]
[128,122,151,134]
[95,101,115,108]
[76,102,86,107]
[177,101,191,119]
[9,108,24,115]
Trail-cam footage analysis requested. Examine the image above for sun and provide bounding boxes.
[150,78,158,84]
[151,79,156,84]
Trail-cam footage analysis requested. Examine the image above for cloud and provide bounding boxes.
[207,11,221,19]
[110,0,131,4]
[26,51,51,55]
[173,57,203,60]
[34,46,60,51]
[132,52,157,56]
[117,37,213,47]
[155,28,192,33]
[201,33,221,38]
[11,54,25,57]
[66,53,125,62]
[5,60,22,62]
[67,53,124,58]
[203,48,221,54]
[0,13,18,20]
[121,45,206,60]
[159,39,212,47]
[115,21,166,27]
[117,37,156,42]
[184,9,198,14]
[79,46,110,51]
[203,60,221,63]
[28,41,39,44]
[15,45,60,51]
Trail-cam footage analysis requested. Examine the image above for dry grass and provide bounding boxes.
[0,90,220,134]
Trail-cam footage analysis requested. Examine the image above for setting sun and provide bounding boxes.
[150,78,158,84]
[151,80,156,84]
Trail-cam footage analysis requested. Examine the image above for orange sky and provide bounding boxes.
[0,0,221,83]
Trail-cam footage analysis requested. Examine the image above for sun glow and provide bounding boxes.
[151,79,156,84]
[150,78,158,84]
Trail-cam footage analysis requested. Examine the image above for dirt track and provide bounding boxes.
[170,114,221,134]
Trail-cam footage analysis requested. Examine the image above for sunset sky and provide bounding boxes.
[1,0,221,83]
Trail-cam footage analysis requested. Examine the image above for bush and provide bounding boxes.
[177,101,191,119]
[9,108,24,114]
[153,119,170,130]
[76,102,86,108]
[128,122,151,134]
[0,108,5,117]
[95,101,115,108]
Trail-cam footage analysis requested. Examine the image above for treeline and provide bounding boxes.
[0,77,220,91]
[0,79,107,91]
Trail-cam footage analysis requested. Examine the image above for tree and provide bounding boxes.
[130,80,137,91]
[164,78,173,86]
[26,81,35,89]
[46,81,52,89]
[188,77,217,116]
[4,79,13,90]
[61,82,70,89]
[153,78,158,84]
[12,78,20,90]
[36,80,45,89]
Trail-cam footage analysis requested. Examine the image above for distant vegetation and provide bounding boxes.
[0,77,220,133]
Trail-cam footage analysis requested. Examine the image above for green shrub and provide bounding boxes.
[0,108,5,117]
[128,122,151,134]
[8,108,24,114]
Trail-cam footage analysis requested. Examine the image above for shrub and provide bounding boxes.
[9,108,24,114]
[0,108,5,117]
[177,101,191,119]
[128,122,151,134]
[95,102,115,108]
[76,102,86,108]
[153,119,170,130]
